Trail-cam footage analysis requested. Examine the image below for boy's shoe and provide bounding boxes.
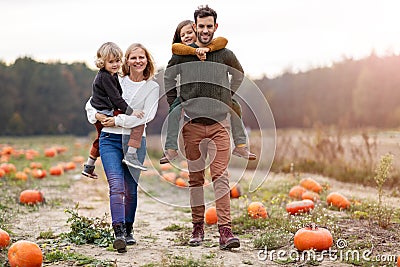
[188,222,204,246]
[81,164,98,179]
[232,146,257,160]
[122,152,147,171]
[159,149,179,164]
[219,226,240,250]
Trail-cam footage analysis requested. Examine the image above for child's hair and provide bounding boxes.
[121,43,156,80]
[95,42,123,69]
[172,20,194,44]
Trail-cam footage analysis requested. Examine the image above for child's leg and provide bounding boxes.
[82,121,103,178]
[160,98,181,164]
[165,98,182,151]
[123,125,147,171]
[230,99,256,160]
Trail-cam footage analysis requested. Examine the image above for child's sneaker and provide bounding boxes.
[82,164,98,179]
[159,149,179,164]
[123,152,147,171]
[232,146,257,160]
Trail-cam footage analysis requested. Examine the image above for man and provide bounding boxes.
[164,5,243,250]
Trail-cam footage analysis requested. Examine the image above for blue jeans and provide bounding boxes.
[99,132,146,225]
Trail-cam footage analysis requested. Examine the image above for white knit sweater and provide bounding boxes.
[86,76,160,135]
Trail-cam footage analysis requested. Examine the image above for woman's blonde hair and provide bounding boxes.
[95,42,123,69]
[121,43,156,80]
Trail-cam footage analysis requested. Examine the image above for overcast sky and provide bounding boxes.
[2,0,400,78]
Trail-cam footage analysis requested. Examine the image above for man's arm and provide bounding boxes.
[225,50,244,94]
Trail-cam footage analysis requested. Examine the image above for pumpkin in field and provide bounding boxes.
[29,162,42,169]
[230,185,241,199]
[294,224,333,251]
[0,168,5,178]
[19,190,44,205]
[63,161,76,171]
[247,201,268,219]
[205,207,218,225]
[299,177,323,193]
[0,228,10,248]
[179,170,189,179]
[175,177,187,187]
[44,148,57,157]
[397,256,399,267]
[286,199,315,215]
[72,155,85,163]
[49,166,63,176]
[160,163,173,171]
[15,171,28,181]
[0,163,16,174]
[289,185,307,199]
[326,192,350,209]
[301,191,320,202]
[8,240,43,267]
[31,169,46,179]
[1,146,14,155]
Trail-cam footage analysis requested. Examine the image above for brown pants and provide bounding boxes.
[182,119,232,227]
[90,120,145,159]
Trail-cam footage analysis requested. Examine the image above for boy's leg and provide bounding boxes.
[122,125,147,171]
[82,121,102,179]
[230,99,256,160]
[160,98,181,164]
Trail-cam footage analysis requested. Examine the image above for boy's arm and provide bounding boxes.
[171,36,228,55]
[101,74,132,114]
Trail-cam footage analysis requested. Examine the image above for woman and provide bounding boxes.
[85,43,159,253]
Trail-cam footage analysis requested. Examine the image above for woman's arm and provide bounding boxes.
[114,84,160,128]
[171,36,228,55]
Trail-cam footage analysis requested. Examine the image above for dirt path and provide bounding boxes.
[10,165,400,267]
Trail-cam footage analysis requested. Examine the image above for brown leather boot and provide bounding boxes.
[219,225,240,250]
[188,222,204,246]
[232,146,257,160]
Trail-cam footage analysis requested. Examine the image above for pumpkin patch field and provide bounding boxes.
[1,135,400,266]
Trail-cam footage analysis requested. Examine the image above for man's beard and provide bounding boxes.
[197,32,214,45]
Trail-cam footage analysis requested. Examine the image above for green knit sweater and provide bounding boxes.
[164,46,244,122]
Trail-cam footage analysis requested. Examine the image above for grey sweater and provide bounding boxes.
[164,46,244,122]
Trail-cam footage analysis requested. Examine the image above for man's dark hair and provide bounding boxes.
[194,5,217,24]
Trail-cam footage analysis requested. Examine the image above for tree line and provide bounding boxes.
[0,54,398,136]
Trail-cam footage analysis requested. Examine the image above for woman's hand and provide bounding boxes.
[131,110,145,119]
[95,113,108,121]
[101,117,115,127]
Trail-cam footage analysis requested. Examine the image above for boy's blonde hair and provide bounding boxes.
[95,42,123,69]
[122,43,156,80]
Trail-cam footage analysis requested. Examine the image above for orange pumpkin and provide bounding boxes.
[0,163,16,174]
[160,163,173,171]
[63,161,76,171]
[49,166,63,176]
[286,199,315,215]
[205,207,218,225]
[44,148,57,157]
[29,162,42,169]
[289,185,307,199]
[230,185,241,198]
[72,156,85,163]
[0,168,5,178]
[179,170,189,179]
[397,255,399,267]
[299,177,323,193]
[326,192,350,209]
[31,169,46,179]
[301,191,320,202]
[1,146,14,155]
[0,228,10,248]
[19,190,45,205]
[247,201,268,219]
[15,171,28,181]
[294,224,333,251]
[175,177,187,187]
[8,240,43,267]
